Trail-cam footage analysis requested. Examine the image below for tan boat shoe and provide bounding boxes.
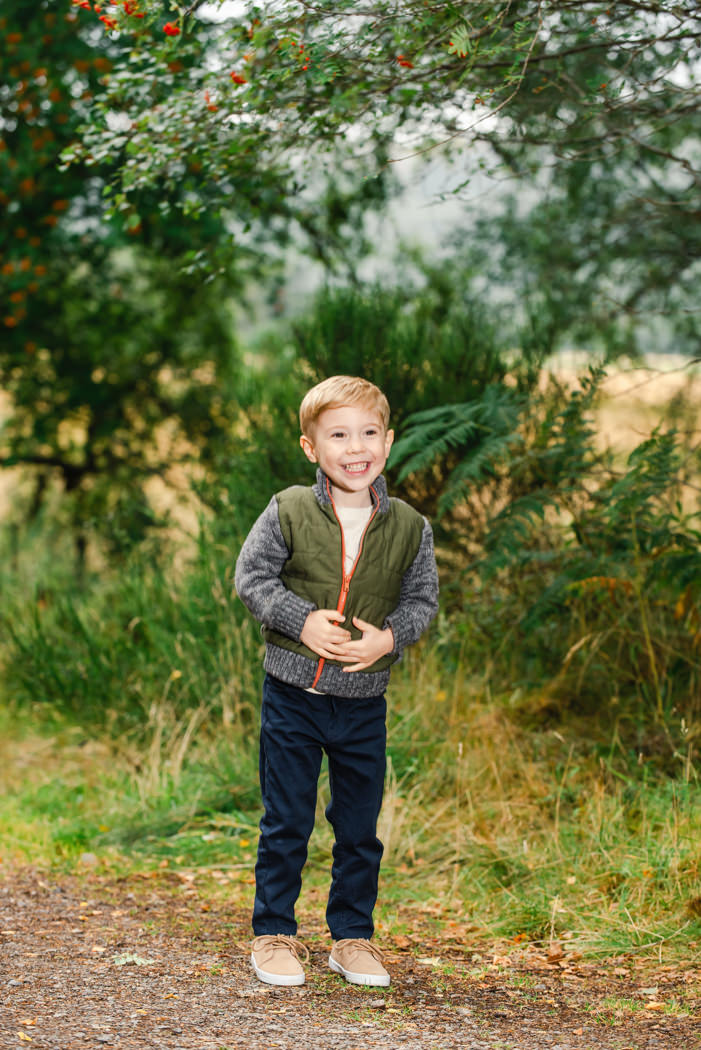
[251,934,309,986]
[329,938,390,986]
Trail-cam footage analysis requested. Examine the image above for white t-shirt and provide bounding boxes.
[336,504,373,576]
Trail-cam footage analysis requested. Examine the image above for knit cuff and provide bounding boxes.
[266,591,316,642]
[383,612,413,655]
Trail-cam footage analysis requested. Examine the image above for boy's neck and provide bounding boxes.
[329,483,373,510]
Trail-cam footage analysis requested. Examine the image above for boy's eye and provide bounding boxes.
[330,431,346,439]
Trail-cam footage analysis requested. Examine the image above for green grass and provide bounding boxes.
[0,706,260,871]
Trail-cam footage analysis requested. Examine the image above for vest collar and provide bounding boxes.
[313,468,390,514]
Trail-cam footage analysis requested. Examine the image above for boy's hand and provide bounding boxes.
[300,610,352,660]
[340,617,395,672]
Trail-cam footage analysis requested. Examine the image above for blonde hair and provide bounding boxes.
[299,376,390,436]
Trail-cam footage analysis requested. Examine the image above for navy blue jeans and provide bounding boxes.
[252,673,387,940]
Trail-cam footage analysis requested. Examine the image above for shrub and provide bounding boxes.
[393,368,701,762]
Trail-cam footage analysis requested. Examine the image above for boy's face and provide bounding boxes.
[300,403,394,506]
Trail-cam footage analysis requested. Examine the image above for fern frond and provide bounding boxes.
[391,384,522,485]
[436,430,523,515]
[391,402,486,480]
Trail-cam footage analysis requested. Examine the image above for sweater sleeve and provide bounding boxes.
[234,496,317,641]
[384,517,439,653]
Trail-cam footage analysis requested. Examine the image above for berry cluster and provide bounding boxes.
[71,0,145,32]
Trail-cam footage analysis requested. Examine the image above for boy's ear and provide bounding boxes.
[384,428,395,456]
[300,434,318,463]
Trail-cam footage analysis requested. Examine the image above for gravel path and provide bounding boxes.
[1,869,699,1049]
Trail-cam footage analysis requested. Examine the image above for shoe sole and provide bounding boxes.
[251,954,305,986]
[328,955,390,987]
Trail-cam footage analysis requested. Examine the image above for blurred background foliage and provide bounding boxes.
[1,0,699,758]
[0,0,699,947]
[0,0,244,555]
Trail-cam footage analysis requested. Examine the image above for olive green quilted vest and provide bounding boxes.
[262,483,425,673]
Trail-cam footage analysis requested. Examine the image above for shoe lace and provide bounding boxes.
[253,934,310,963]
[336,938,385,963]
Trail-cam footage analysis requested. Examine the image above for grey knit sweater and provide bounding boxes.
[234,470,439,698]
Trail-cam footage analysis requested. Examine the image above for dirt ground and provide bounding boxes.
[1,868,699,1050]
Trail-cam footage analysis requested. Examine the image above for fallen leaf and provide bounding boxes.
[17,1034,33,1043]
[113,952,155,967]
[645,1002,665,1011]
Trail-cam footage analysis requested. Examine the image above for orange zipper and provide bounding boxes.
[310,479,379,689]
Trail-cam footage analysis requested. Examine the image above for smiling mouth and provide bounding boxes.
[343,463,370,474]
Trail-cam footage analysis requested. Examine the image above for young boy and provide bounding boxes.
[234,375,438,988]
